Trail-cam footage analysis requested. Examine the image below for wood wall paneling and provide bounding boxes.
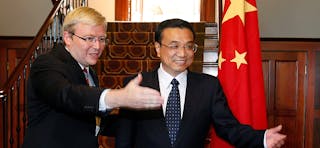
[315,52,320,110]
[7,49,27,76]
[0,48,8,85]
[0,37,32,86]
[262,51,306,148]
[0,37,32,147]
[261,40,320,148]
[314,51,320,147]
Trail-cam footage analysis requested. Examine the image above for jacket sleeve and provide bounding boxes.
[210,78,265,148]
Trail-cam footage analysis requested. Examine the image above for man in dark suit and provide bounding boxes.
[22,7,163,148]
[115,18,286,148]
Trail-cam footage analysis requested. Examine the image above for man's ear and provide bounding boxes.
[63,31,72,46]
[154,42,161,57]
[155,42,161,50]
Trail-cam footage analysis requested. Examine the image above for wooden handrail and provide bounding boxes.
[52,0,58,4]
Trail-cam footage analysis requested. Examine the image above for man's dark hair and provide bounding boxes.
[155,18,196,43]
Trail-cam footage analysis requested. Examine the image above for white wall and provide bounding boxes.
[0,0,52,36]
[89,0,115,22]
[257,0,320,38]
[0,0,115,36]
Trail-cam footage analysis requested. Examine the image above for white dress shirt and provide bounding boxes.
[158,64,187,118]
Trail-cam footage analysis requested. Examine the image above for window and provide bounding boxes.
[131,0,201,22]
[115,0,216,22]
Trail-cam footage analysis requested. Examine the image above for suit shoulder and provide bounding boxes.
[32,52,64,69]
[188,72,222,89]
[123,71,156,86]
[31,51,57,66]
[140,71,155,78]
[189,71,219,81]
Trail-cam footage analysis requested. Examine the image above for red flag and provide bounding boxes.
[211,0,267,147]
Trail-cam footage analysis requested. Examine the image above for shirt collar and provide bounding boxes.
[78,63,89,73]
[158,63,187,88]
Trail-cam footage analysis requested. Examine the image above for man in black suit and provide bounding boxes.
[115,18,286,148]
[22,7,163,148]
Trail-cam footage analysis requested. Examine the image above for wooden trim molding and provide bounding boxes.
[0,37,34,48]
[200,0,215,22]
[115,0,129,21]
[0,36,33,86]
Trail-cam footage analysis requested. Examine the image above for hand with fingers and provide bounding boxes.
[106,73,164,109]
[266,125,287,148]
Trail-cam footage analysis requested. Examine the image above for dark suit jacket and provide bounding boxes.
[22,43,106,148]
[115,70,265,148]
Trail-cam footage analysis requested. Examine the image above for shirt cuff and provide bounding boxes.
[263,130,267,148]
[99,89,112,111]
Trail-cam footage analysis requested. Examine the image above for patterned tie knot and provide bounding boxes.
[82,67,90,86]
[171,78,179,86]
[83,67,88,73]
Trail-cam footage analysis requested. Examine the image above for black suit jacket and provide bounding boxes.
[115,70,265,148]
[23,44,106,148]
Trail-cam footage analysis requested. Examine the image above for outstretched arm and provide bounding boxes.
[105,73,164,109]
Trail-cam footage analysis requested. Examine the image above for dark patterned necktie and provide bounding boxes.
[165,78,181,145]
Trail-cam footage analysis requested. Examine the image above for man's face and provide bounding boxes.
[155,28,195,77]
[64,23,106,67]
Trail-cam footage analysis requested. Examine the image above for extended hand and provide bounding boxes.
[106,73,163,109]
[266,125,286,148]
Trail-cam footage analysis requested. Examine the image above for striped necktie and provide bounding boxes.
[83,67,101,136]
[82,68,91,86]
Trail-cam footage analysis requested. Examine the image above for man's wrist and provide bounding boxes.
[99,89,111,111]
[104,89,124,109]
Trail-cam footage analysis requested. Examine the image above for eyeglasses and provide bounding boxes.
[161,42,198,53]
[70,32,108,44]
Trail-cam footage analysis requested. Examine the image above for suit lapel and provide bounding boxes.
[140,70,166,119]
[143,71,172,145]
[54,44,88,85]
[89,67,99,86]
[182,72,198,121]
[148,71,165,119]
[175,72,200,145]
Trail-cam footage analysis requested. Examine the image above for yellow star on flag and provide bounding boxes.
[230,50,247,69]
[222,0,257,24]
[218,51,226,69]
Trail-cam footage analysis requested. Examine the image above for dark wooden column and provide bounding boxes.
[200,0,215,22]
[115,0,129,21]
